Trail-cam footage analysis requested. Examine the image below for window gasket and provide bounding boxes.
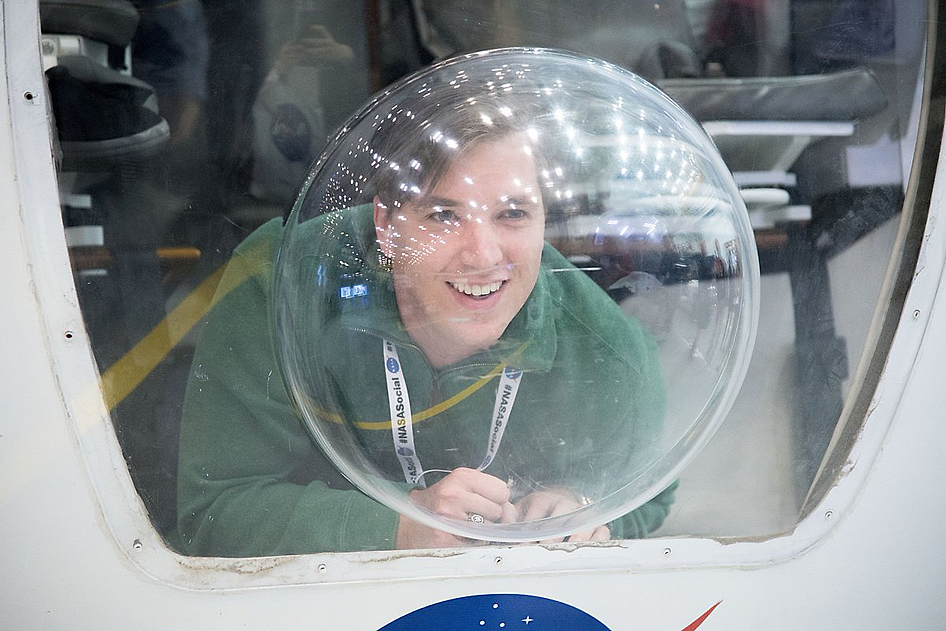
[7,0,944,590]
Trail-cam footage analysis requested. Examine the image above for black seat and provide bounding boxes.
[40,0,139,48]
[41,0,170,169]
[658,68,887,123]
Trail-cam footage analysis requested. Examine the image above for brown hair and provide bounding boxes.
[368,87,545,212]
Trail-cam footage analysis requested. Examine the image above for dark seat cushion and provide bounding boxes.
[46,56,169,169]
[659,68,887,122]
[40,0,139,48]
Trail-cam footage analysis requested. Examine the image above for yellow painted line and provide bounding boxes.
[99,266,225,410]
[98,237,529,426]
[351,360,504,430]
[99,237,276,409]
[316,342,529,430]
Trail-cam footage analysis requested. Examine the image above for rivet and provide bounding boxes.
[318,563,327,573]
[663,547,672,556]
[913,309,921,319]
[825,510,834,519]
[41,40,55,55]
[494,556,503,565]
[64,330,74,340]
[132,539,142,550]
[23,91,35,101]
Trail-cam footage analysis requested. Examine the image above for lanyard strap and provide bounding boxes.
[478,366,523,470]
[382,339,424,487]
[382,339,523,486]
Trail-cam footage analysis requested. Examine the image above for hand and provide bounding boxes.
[275,25,354,76]
[515,490,610,543]
[297,25,354,65]
[395,467,516,549]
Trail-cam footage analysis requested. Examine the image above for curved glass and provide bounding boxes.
[42,0,929,554]
[273,49,759,541]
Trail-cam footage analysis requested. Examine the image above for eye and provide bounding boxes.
[426,208,460,224]
[500,206,529,220]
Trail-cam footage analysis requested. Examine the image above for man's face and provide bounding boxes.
[374,136,545,367]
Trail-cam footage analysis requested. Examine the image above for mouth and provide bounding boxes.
[448,279,507,298]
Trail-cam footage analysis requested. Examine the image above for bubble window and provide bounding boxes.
[272,49,758,542]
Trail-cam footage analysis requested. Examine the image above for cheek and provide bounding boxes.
[513,236,545,268]
[391,231,447,266]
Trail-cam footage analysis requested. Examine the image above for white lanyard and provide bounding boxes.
[382,339,523,486]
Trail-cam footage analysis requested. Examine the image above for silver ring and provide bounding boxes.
[467,513,485,524]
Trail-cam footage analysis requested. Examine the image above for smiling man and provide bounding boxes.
[177,95,676,556]
[374,135,545,368]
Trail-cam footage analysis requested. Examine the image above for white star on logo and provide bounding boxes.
[522,616,533,624]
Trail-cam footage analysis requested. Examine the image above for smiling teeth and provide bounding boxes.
[450,280,503,296]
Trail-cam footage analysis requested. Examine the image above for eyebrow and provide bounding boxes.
[419,194,540,209]
[421,195,462,208]
[503,195,539,206]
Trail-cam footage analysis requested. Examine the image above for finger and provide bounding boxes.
[458,493,507,523]
[412,489,503,522]
[452,468,511,505]
[591,525,610,542]
[554,524,608,543]
[500,502,518,524]
[519,494,556,522]
[566,529,595,542]
[521,500,552,522]
[524,493,580,522]
[548,497,579,518]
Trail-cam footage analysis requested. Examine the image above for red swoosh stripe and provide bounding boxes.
[681,601,722,631]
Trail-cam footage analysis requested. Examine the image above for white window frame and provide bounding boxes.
[6,0,942,591]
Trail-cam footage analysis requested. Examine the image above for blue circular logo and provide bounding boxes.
[397,447,414,457]
[377,594,611,630]
[504,367,522,380]
[386,357,400,373]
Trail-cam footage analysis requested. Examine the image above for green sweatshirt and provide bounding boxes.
[177,209,675,556]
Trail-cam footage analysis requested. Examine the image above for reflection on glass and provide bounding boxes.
[268,49,757,545]
[44,0,928,552]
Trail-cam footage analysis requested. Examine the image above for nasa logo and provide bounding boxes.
[504,367,522,380]
[377,594,611,630]
[397,447,414,457]
[386,358,400,373]
[377,594,721,630]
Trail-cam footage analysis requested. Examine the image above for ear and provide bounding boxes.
[373,195,394,259]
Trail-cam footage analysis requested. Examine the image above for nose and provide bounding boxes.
[458,218,502,269]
